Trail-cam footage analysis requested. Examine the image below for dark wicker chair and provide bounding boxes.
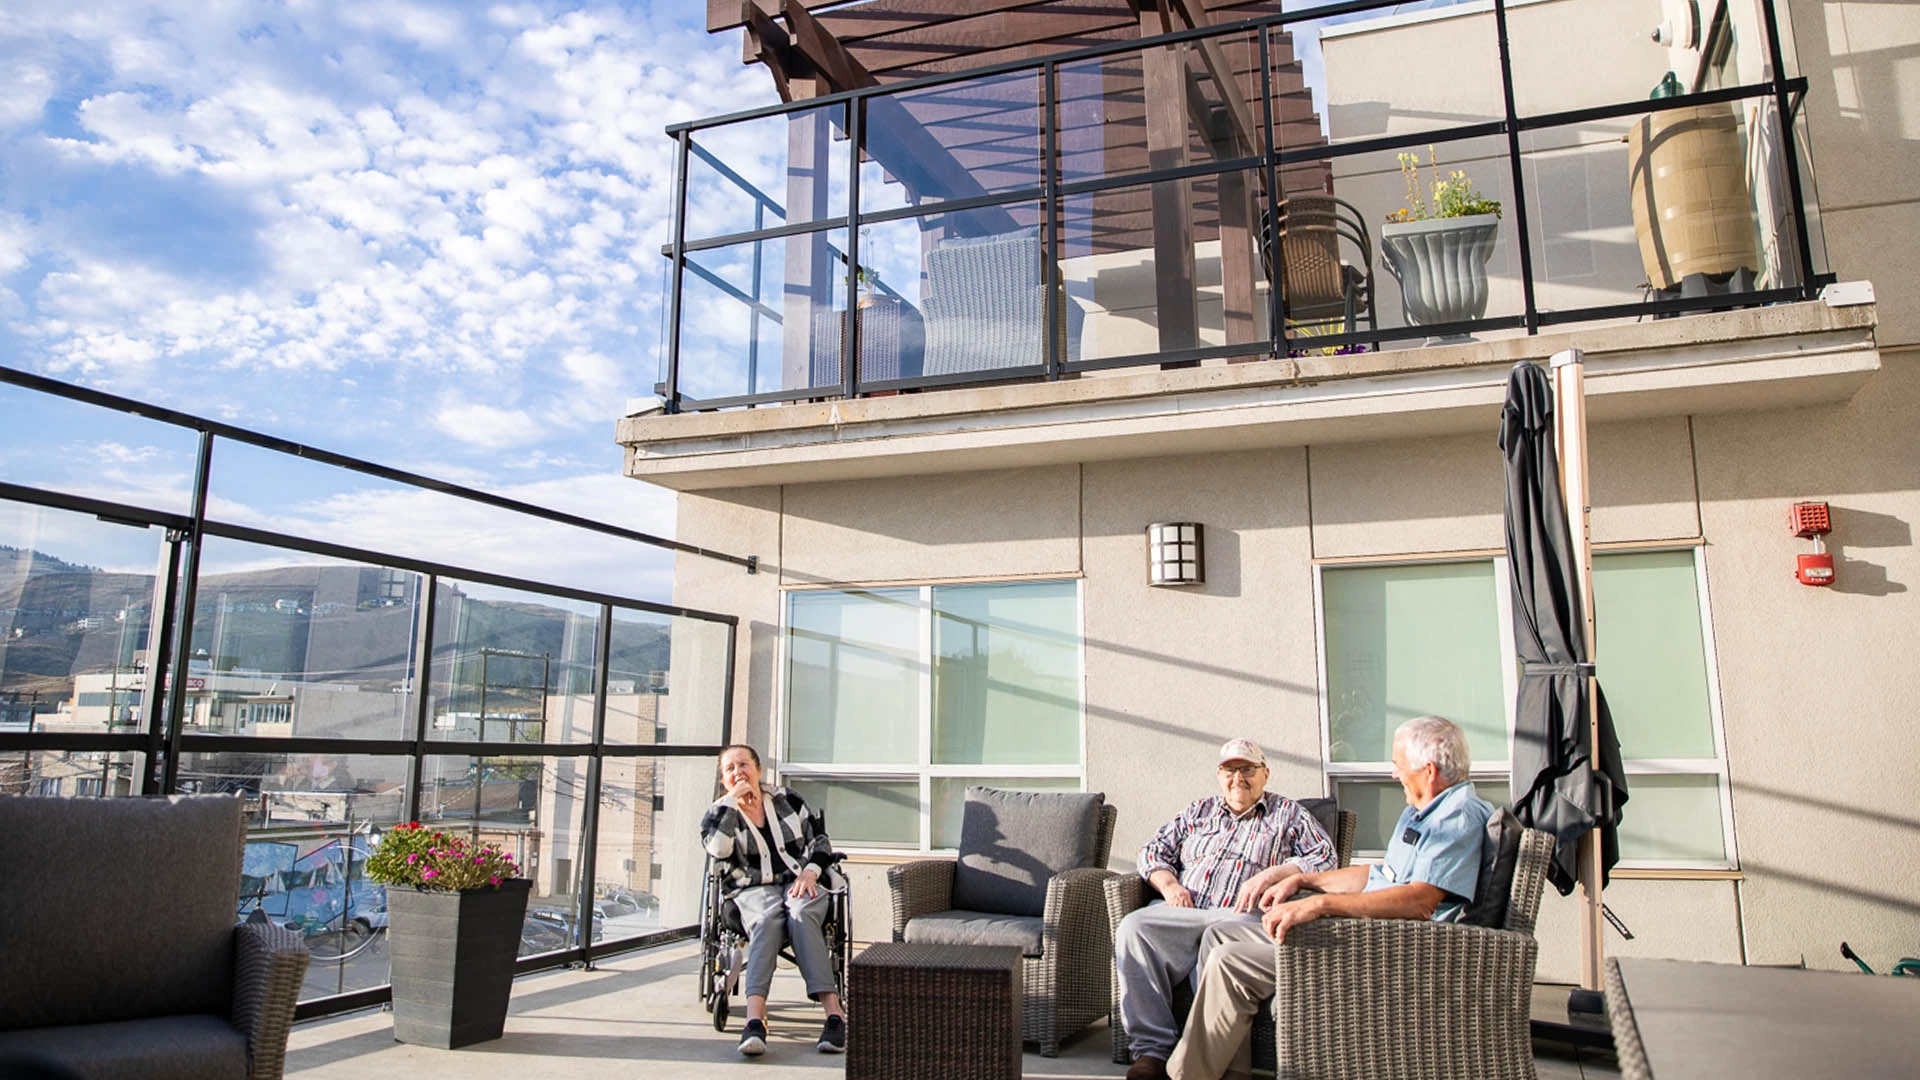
[1265,826,1556,1080]
[1262,194,1376,338]
[886,790,1118,1058]
[0,795,309,1079]
[1105,802,1356,1066]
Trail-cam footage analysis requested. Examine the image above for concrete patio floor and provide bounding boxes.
[286,941,1621,1079]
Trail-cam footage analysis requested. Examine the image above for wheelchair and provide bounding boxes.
[697,814,851,1032]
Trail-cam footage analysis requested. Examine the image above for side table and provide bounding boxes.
[848,942,1023,1080]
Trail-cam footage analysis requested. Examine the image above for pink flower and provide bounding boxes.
[490,876,501,886]
[406,853,418,865]
[422,869,439,880]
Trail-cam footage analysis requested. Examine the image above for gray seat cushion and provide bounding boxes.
[1462,807,1524,929]
[950,787,1105,918]
[0,796,246,1031]
[902,910,1046,957]
[0,1014,248,1080]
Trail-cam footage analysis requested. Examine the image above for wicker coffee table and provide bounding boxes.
[848,942,1023,1080]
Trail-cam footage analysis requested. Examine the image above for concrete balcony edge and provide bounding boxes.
[621,301,1879,491]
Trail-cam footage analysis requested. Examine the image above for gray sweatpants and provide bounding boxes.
[1114,902,1263,1060]
[732,884,837,1001]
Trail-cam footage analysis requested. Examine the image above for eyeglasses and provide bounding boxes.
[1218,764,1265,778]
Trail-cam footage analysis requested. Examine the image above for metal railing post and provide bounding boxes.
[1493,0,1541,334]
[1044,60,1063,380]
[1759,0,1819,294]
[160,431,214,793]
[842,102,864,402]
[576,603,614,967]
[665,130,691,413]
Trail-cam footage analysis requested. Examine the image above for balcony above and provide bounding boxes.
[620,299,1878,491]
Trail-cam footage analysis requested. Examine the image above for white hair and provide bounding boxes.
[1394,715,1471,786]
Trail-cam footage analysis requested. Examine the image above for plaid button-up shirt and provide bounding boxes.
[1137,792,1335,909]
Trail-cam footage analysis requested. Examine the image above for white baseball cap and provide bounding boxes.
[1217,738,1267,767]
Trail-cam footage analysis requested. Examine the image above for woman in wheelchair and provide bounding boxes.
[699,744,847,1057]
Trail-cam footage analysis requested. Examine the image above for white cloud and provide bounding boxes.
[433,400,543,448]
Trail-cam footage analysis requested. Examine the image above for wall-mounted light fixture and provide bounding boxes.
[1147,522,1205,586]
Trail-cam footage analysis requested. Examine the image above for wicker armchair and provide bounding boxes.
[1265,826,1555,1080]
[0,795,310,1079]
[920,226,1081,376]
[887,789,1118,1058]
[1105,801,1356,1065]
[1262,194,1376,338]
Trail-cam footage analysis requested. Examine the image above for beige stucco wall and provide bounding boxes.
[669,353,1920,967]
[1788,0,1920,346]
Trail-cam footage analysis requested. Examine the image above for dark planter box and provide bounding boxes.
[387,878,532,1049]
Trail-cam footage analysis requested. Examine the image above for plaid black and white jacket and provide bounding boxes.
[700,786,836,895]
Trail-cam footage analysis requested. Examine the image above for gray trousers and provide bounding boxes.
[1167,920,1273,1080]
[732,884,837,1001]
[1115,902,1263,1060]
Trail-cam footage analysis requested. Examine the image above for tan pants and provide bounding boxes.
[1166,920,1274,1080]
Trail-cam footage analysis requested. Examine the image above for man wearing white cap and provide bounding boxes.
[1115,737,1336,1080]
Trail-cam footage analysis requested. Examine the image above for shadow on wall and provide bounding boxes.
[1828,504,1910,597]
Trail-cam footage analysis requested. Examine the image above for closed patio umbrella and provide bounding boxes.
[1498,352,1628,989]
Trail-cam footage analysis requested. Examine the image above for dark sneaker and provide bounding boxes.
[817,1014,846,1054]
[737,1018,767,1057]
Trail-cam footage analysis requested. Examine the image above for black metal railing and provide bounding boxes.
[659,0,1823,413]
[0,366,752,1018]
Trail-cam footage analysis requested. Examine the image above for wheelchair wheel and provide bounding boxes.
[711,988,730,1031]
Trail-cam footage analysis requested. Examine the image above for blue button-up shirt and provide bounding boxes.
[1365,780,1493,922]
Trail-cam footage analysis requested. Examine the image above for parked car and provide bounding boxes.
[519,906,604,956]
[597,886,659,918]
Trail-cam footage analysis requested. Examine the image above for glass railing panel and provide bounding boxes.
[603,609,729,747]
[202,751,408,1001]
[1,500,167,737]
[426,580,599,746]
[845,201,1049,382]
[685,102,849,242]
[859,68,1044,218]
[1295,5,1503,151]
[415,752,590,958]
[679,226,848,403]
[1323,131,1526,348]
[1056,27,1266,186]
[7,749,148,796]
[1506,0,1690,117]
[1060,168,1272,364]
[0,382,201,516]
[1520,97,1781,318]
[183,538,424,741]
[593,754,714,936]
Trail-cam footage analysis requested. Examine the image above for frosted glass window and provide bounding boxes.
[1323,562,1507,764]
[930,777,1083,849]
[785,589,922,765]
[1337,778,1510,855]
[1616,774,1727,862]
[1592,551,1717,759]
[933,581,1081,766]
[787,778,920,849]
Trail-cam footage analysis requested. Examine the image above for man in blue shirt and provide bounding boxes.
[1165,715,1494,1080]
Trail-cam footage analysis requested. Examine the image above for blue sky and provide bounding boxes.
[0,1,1473,601]
[0,1,779,600]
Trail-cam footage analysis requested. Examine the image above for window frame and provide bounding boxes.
[775,576,1088,854]
[1313,543,1737,871]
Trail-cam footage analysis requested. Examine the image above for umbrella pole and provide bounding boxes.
[1552,348,1607,992]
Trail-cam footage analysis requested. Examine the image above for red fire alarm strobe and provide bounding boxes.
[1790,501,1834,586]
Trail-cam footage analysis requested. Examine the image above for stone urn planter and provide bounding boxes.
[387,877,532,1048]
[1379,213,1501,343]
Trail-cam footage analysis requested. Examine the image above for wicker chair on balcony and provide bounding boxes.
[1262,194,1376,339]
[1104,798,1356,1066]
[920,226,1080,376]
[887,787,1118,1058]
[1265,814,1555,1080]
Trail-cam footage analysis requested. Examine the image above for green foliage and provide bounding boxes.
[1386,146,1503,223]
[366,822,520,891]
